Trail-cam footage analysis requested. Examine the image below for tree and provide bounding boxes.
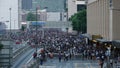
[26,12,36,21]
[69,9,87,34]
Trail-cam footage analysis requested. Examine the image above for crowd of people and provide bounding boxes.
[26,27,107,68]
[0,27,108,68]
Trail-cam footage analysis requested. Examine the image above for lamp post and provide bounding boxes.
[9,8,11,35]
[9,7,11,68]
[35,7,40,68]
[35,7,38,53]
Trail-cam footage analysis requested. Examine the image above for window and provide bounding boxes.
[109,0,112,8]
[77,5,86,11]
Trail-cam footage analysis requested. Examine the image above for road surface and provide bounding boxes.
[11,48,35,68]
[39,58,100,68]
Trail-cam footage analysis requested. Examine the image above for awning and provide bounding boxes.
[80,34,84,39]
[112,40,120,48]
[81,34,92,40]
[96,39,109,43]
[31,22,46,26]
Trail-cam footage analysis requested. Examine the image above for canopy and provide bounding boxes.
[31,22,46,26]
[82,34,92,40]
[97,39,109,43]
[112,40,120,48]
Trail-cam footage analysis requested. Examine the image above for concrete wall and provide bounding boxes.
[47,12,61,21]
[68,0,86,19]
[22,0,32,10]
[87,0,97,4]
[0,22,6,30]
[68,0,77,18]
[0,0,19,29]
[112,0,120,40]
[87,0,120,40]
[21,11,66,22]
[87,0,111,40]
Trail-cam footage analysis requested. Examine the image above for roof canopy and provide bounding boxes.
[112,40,120,48]
[97,39,109,43]
[30,22,46,26]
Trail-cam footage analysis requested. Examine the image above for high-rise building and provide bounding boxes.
[0,22,6,30]
[22,0,32,10]
[21,0,68,22]
[31,0,67,21]
[67,0,86,19]
[87,0,120,41]
[32,0,65,12]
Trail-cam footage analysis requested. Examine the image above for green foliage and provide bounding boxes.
[0,43,3,50]
[26,12,36,21]
[69,9,87,34]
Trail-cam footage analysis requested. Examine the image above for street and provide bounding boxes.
[11,48,35,68]
[39,58,100,68]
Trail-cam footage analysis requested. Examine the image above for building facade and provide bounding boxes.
[21,10,63,22]
[32,0,66,12]
[32,0,67,21]
[87,0,120,40]
[22,0,32,10]
[0,0,20,29]
[68,0,86,18]
[0,22,6,30]
[20,0,68,22]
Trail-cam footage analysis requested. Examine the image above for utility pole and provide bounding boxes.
[9,7,11,68]
[35,7,38,53]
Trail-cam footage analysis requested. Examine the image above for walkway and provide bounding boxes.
[39,58,100,68]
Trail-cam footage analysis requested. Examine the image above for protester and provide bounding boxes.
[33,52,37,59]
[58,52,62,62]
[1,26,107,65]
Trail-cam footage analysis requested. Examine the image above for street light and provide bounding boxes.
[35,7,38,53]
[9,8,11,34]
[9,7,11,68]
[35,7,40,68]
